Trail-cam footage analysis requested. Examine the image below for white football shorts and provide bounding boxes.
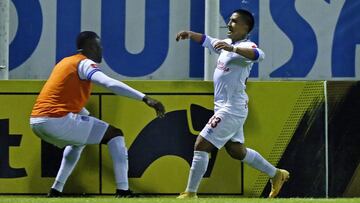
[200,107,248,149]
[30,112,109,148]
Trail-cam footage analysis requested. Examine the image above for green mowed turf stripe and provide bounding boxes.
[0,197,359,203]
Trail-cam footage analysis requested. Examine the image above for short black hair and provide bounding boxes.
[233,9,255,32]
[76,31,99,50]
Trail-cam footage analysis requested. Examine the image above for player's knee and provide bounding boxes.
[63,146,83,162]
[227,149,241,160]
[110,127,123,137]
[238,147,247,160]
[227,150,236,159]
[194,139,214,153]
[194,142,203,151]
[101,125,124,144]
[226,145,246,160]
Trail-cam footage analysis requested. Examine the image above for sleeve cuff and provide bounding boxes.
[253,48,260,60]
[200,34,206,45]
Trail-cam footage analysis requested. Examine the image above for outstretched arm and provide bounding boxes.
[176,31,204,43]
[90,71,165,118]
[175,30,264,61]
[176,30,222,54]
[77,59,165,118]
[91,71,145,100]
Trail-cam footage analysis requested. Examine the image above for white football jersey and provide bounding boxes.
[202,35,265,116]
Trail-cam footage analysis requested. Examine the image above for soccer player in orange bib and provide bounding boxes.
[30,31,165,197]
[176,9,289,198]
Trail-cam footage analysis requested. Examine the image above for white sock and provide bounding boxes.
[108,136,129,190]
[52,145,85,192]
[185,151,209,192]
[242,148,277,178]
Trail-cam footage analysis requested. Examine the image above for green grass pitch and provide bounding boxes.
[0,196,359,203]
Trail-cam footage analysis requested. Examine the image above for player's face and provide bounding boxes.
[89,38,103,63]
[227,13,249,41]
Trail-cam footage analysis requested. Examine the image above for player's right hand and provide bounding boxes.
[143,96,166,118]
[176,31,190,41]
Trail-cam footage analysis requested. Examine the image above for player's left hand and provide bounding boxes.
[214,41,233,52]
[176,31,190,41]
[143,96,166,118]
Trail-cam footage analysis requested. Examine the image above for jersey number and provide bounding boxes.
[207,116,222,128]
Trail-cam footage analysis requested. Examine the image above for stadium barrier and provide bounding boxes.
[0,80,358,197]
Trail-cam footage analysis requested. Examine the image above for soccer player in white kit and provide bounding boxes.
[30,31,165,197]
[176,9,289,198]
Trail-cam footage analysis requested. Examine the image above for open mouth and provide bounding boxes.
[227,27,233,34]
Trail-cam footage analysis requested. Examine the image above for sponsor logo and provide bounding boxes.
[80,116,89,122]
[90,64,98,68]
[216,61,230,72]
